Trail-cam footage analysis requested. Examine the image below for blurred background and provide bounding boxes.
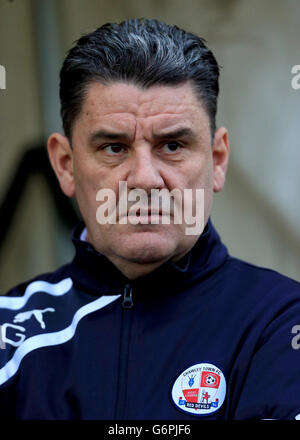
[0,0,299,293]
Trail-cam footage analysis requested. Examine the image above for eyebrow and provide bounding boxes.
[152,127,196,141]
[88,130,131,144]
[88,127,197,144]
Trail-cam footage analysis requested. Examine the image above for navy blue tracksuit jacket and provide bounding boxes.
[0,219,300,419]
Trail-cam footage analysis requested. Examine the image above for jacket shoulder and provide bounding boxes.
[222,256,300,306]
[1,263,73,299]
[227,256,299,286]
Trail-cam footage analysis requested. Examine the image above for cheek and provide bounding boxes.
[73,154,101,192]
[183,157,214,190]
[74,166,122,222]
[72,162,100,213]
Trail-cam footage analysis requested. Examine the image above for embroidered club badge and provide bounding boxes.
[171,362,226,416]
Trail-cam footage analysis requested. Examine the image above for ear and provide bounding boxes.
[212,126,230,193]
[47,132,75,197]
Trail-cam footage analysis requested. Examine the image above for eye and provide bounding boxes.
[161,142,181,154]
[102,143,126,154]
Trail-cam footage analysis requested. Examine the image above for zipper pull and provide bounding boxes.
[122,284,133,309]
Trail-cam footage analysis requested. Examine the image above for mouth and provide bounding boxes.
[127,209,171,217]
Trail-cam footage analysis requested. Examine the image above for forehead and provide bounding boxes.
[74,81,210,137]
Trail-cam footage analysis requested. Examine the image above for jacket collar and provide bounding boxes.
[69,218,229,298]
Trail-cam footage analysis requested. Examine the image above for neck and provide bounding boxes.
[95,243,193,280]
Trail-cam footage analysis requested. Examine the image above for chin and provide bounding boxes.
[123,251,169,265]
[117,233,176,264]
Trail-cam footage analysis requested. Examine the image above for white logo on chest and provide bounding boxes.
[13,308,55,329]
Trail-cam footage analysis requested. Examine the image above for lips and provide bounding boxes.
[127,209,169,216]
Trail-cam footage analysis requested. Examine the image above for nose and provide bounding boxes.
[126,148,165,194]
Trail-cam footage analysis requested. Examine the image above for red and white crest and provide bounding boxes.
[171,362,226,416]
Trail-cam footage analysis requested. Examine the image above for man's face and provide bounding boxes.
[48,81,229,278]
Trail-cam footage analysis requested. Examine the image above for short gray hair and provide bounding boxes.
[60,18,220,140]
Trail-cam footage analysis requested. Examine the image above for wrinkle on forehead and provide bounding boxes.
[84,101,197,121]
[75,81,210,143]
[84,81,201,116]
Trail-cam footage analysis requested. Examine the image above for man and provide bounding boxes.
[0,18,300,420]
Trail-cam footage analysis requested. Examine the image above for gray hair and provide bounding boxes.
[60,18,220,140]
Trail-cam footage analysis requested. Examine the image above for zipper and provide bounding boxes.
[114,284,134,419]
[122,284,134,309]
